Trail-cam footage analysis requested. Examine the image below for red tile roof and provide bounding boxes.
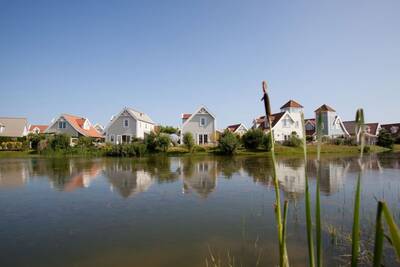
[256,112,286,130]
[29,125,48,133]
[63,114,103,138]
[305,119,316,126]
[280,100,303,109]
[315,104,336,113]
[182,114,192,119]
[226,124,241,132]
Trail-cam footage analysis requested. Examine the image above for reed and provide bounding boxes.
[351,173,361,267]
[315,113,323,267]
[301,112,315,267]
[261,81,289,266]
[355,108,365,158]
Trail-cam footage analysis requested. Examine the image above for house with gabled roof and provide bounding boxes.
[181,106,216,145]
[343,121,381,145]
[104,107,155,144]
[315,104,349,138]
[45,114,103,139]
[29,125,48,134]
[252,100,304,142]
[0,117,29,138]
[304,118,316,137]
[381,123,400,138]
[226,123,248,136]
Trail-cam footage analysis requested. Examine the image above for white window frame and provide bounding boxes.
[200,117,207,127]
[117,135,122,144]
[110,134,115,143]
[58,121,66,129]
[123,119,129,128]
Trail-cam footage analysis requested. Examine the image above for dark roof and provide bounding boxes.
[381,123,400,135]
[343,121,380,136]
[226,124,241,132]
[280,100,304,109]
[182,114,191,119]
[305,119,316,126]
[315,104,336,113]
[256,112,286,130]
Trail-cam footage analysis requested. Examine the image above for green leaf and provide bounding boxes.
[373,201,384,267]
[351,174,361,267]
[382,202,400,261]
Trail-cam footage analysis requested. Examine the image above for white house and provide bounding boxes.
[252,100,304,142]
[181,106,216,145]
[104,107,155,144]
[226,123,248,136]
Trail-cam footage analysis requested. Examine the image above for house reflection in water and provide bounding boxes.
[0,159,30,188]
[275,161,305,199]
[317,160,349,195]
[179,158,217,198]
[103,161,153,198]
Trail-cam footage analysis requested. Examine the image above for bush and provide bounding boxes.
[145,132,159,152]
[158,134,171,152]
[76,136,95,148]
[261,133,272,151]
[183,132,195,152]
[331,137,345,146]
[395,135,400,144]
[377,129,395,149]
[158,126,178,134]
[0,141,23,151]
[343,137,357,146]
[218,131,240,155]
[242,129,264,149]
[27,133,46,150]
[363,146,371,153]
[283,132,303,147]
[49,134,70,150]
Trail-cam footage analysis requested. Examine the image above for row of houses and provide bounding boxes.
[1,100,399,145]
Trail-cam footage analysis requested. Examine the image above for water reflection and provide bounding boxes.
[0,154,399,200]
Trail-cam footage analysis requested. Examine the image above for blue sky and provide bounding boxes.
[0,0,399,128]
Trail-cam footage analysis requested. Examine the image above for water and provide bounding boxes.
[0,154,399,267]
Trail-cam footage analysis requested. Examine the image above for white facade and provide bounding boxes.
[104,107,155,144]
[272,111,304,142]
[181,106,216,145]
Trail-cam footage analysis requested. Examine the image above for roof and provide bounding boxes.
[315,104,336,113]
[0,117,28,137]
[126,108,155,124]
[226,123,247,133]
[29,125,48,133]
[60,114,103,138]
[343,121,380,136]
[305,119,316,126]
[182,114,192,119]
[280,100,304,109]
[255,112,286,130]
[381,123,400,134]
[181,106,216,128]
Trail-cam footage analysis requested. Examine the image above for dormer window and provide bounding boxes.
[200,117,207,126]
[83,119,90,130]
[58,120,66,129]
[123,119,129,128]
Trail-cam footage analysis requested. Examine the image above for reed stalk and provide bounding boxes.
[372,201,384,267]
[301,112,315,267]
[261,81,289,266]
[315,114,323,267]
[351,173,361,267]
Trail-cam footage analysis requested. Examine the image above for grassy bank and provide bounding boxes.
[0,144,393,159]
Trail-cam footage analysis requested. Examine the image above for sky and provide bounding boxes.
[0,0,399,128]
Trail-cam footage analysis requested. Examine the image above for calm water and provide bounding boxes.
[1,154,400,267]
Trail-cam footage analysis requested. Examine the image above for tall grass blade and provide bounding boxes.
[382,202,400,260]
[373,201,384,267]
[301,112,315,267]
[280,200,289,267]
[351,174,361,267]
[261,81,288,266]
[315,110,323,267]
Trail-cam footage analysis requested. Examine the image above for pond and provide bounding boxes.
[0,154,399,266]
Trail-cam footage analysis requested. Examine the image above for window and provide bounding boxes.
[198,134,208,145]
[200,117,207,126]
[203,134,208,144]
[123,119,129,128]
[117,135,122,144]
[199,134,203,144]
[110,135,115,143]
[58,121,66,129]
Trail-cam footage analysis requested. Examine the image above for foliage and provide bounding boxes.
[183,132,195,152]
[48,134,70,151]
[261,133,272,151]
[283,132,303,147]
[27,133,46,150]
[242,128,264,149]
[377,129,395,149]
[0,141,24,151]
[218,130,240,155]
[158,134,171,152]
[158,125,178,134]
[76,136,95,148]
[145,132,159,152]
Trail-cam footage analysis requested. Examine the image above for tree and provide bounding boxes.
[158,134,171,152]
[145,132,159,152]
[242,129,264,149]
[261,132,272,151]
[183,132,195,152]
[159,126,178,134]
[218,130,240,155]
[49,134,70,150]
[377,129,395,149]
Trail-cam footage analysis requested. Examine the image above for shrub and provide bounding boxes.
[49,134,70,150]
[218,131,240,155]
[27,133,46,150]
[395,135,400,144]
[343,137,357,146]
[145,132,159,152]
[242,129,264,149]
[134,143,147,157]
[193,145,206,152]
[0,141,23,151]
[183,132,195,152]
[377,129,395,149]
[363,146,371,153]
[261,133,272,151]
[158,126,178,134]
[76,136,95,148]
[283,132,303,147]
[158,134,171,152]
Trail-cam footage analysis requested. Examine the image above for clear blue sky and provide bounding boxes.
[0,0,399,128]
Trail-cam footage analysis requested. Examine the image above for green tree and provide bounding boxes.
[377,129,395,149]
[242,129,264,149]
[158,134,171,152]
[183,132,195,152]
[145,132,159,152]
[261,132,272,151]
[159,126,178,134]
[218,130,240,155]
[49,134,70,150]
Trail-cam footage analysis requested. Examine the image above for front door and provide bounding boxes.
[122,135,131,143]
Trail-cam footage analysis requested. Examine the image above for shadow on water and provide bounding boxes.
[0,153,400,266]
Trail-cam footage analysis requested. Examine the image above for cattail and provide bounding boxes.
[261,80,272,119]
